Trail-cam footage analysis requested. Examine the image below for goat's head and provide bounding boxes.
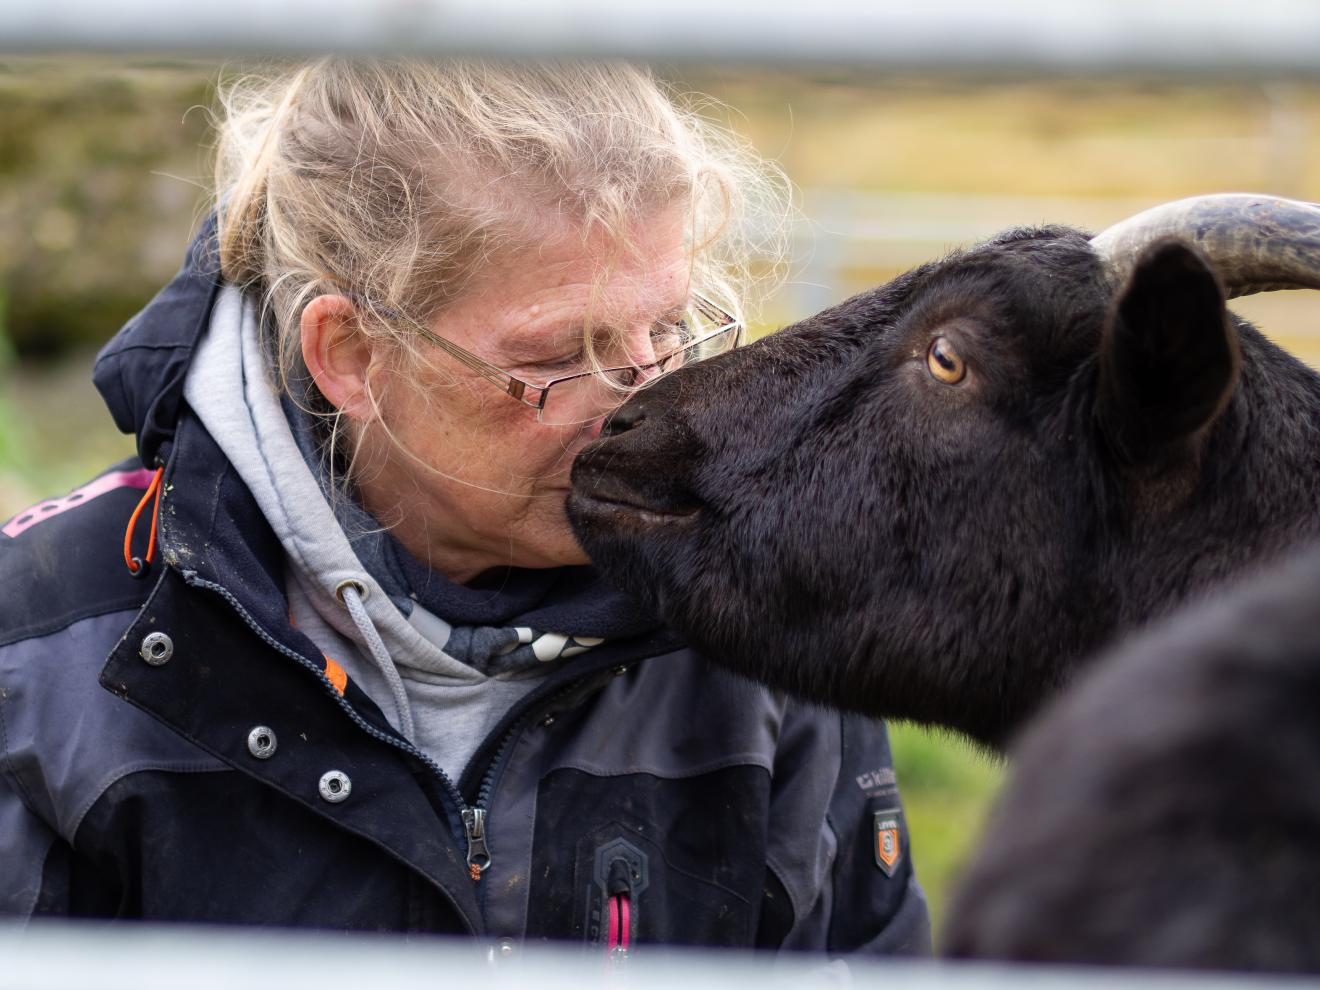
[568,195,1320,747]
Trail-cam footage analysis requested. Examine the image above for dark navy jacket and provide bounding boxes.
[0,224,930,954]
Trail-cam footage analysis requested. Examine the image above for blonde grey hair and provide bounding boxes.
[216,58,789,371]
[213,59,790,498]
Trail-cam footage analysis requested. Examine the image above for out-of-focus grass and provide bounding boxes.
[888,723,1002,940]
[683,72,1320,200]
[0,350,136,515]
[0,294,35,510]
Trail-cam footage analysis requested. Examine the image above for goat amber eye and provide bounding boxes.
[927,337,966,384]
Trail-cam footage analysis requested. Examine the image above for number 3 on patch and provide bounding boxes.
[873,809,904,876]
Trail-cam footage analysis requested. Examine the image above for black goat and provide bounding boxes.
[942,542,1320,972]
[568,195,1320,749]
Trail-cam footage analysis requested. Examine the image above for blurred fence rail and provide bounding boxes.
[2,922,1314,990]
[788,191,1158,312]
[5,0,1320,75]
[788,191,1320,366]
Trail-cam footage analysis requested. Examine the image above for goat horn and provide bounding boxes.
[1090,194,1320,299]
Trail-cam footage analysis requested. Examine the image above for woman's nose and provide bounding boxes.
[622,326,667,368]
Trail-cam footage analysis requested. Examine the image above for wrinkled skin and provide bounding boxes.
[569,225,1320,748]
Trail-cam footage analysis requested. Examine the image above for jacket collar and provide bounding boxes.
[93,214,222,469]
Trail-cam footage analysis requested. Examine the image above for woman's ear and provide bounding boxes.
[301,295,376,421]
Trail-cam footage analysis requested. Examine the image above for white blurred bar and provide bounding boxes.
[0,922,1309,990]
[2,0,1320,75]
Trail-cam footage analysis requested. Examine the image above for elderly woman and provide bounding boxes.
[0,60,927,953]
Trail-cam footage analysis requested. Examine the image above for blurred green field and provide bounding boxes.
[888,724,1002,930]
[6,60,1320,942]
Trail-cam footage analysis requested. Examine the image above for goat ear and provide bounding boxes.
[1096,238,1240,466]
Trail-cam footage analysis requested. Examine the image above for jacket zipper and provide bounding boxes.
[456,670,618,879]
[187,572,615,887]
[460,808,491,882]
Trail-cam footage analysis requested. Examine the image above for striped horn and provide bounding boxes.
[1090,194,1320,299]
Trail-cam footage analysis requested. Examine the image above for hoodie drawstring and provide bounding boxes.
[123,466,165,578]
[336,579,416,741]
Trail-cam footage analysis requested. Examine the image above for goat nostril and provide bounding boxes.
[603,403,647,438]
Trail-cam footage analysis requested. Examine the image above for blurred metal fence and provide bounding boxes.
[787,191,1156,315]
[3,0,1320,74]
[3,922,1313,990]
[785,190,1320,367]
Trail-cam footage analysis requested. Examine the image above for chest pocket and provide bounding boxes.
[524,766,771,947]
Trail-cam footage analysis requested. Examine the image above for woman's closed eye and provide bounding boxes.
[516,317,693,379]
[522,351,585,377]
[502,339,588,378]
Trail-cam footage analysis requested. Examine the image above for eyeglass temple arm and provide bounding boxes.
[412,325,537,402]
[336,282,542,403]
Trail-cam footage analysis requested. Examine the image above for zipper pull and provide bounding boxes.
[462,807,492,882]
[605,859,633,966]
[606,893,631,968]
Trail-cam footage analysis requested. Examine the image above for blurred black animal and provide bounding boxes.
[569,194,1320,748]
[942,543,1320,972]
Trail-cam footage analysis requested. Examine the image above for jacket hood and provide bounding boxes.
[93,215,222,467]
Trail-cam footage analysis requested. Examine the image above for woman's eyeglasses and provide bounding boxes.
[390,293,744,426]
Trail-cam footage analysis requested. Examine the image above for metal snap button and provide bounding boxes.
[318,770,352,803]
[139,632,173,666]
[247,726,278,759]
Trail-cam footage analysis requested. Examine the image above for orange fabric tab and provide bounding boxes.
[323,656,348,696]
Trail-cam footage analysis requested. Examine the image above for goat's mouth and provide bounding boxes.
[567,484,701,532]
[567,464,703,536]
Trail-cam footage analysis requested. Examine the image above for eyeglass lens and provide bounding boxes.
[538,323,739,426]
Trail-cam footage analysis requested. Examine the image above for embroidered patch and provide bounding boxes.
[873,809,904,876]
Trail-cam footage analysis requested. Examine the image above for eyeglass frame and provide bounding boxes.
[359,291,744,423]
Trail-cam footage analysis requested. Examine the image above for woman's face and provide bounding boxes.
[357,215,692,583]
